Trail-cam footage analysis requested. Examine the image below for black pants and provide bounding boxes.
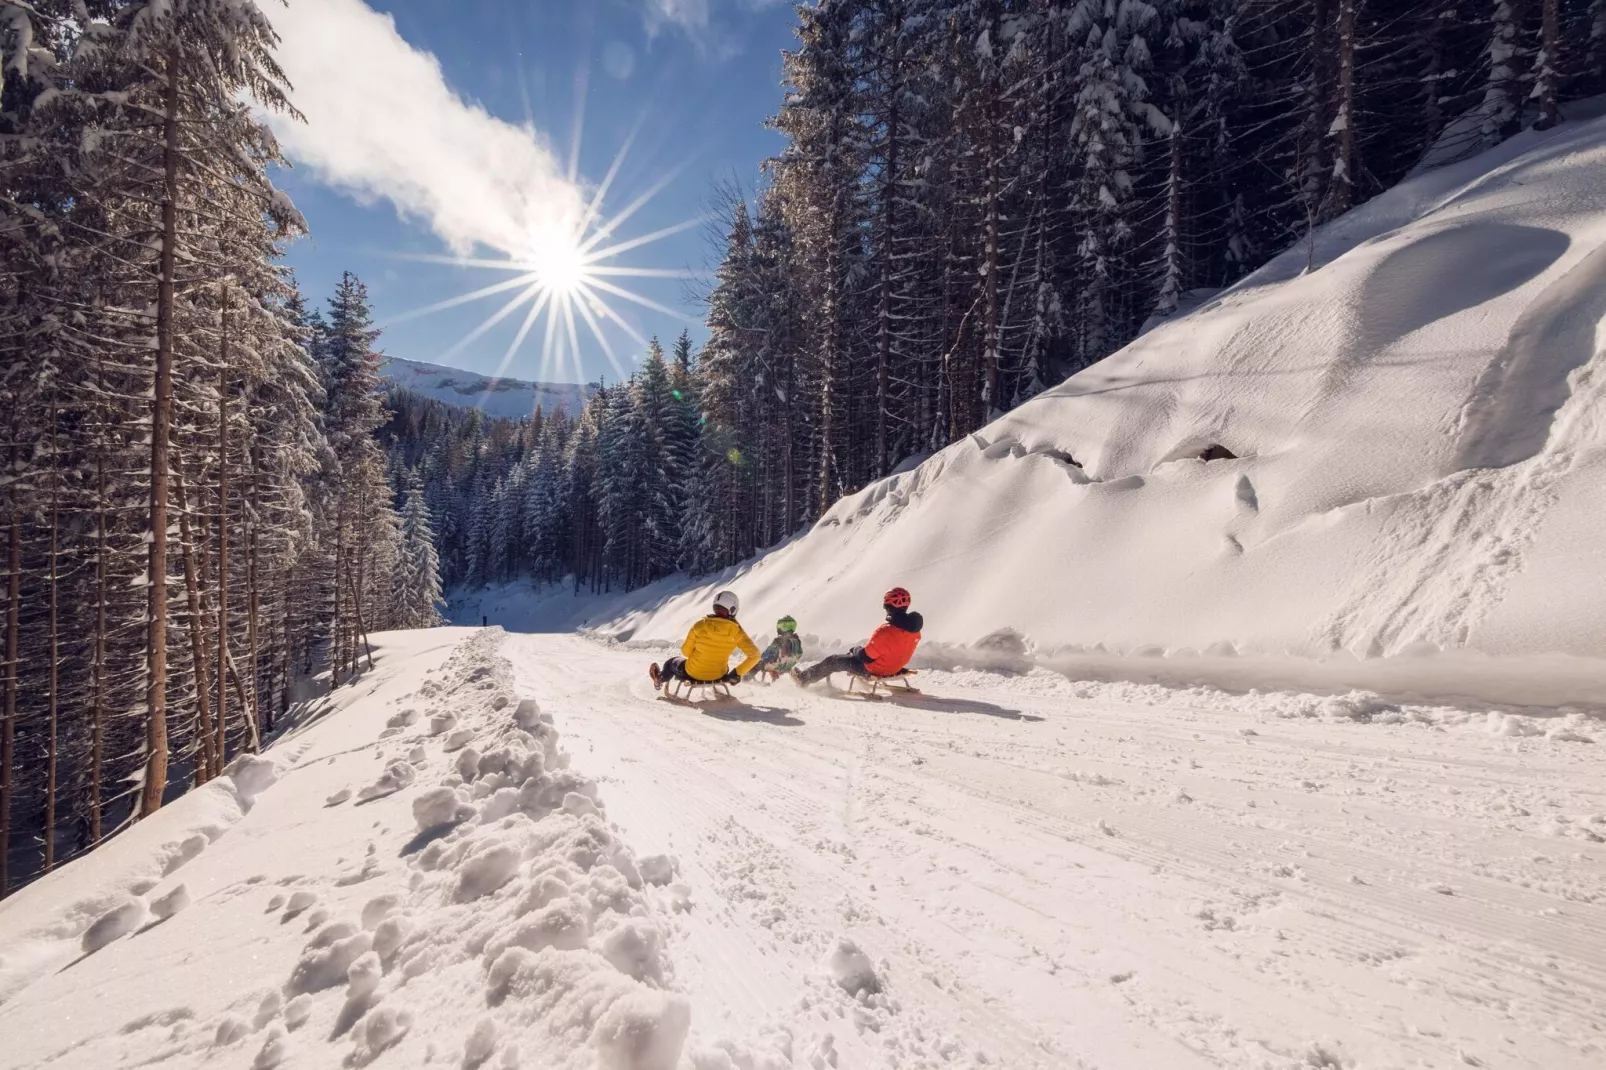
[795,650,870,686]
[660,657,725,684]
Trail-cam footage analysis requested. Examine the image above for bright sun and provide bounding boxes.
[386,133,704,391]
[526,227,590,296]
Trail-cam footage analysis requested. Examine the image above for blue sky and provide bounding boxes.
[269,0,795,386]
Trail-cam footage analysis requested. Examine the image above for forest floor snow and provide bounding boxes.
[2,627,1602,1070]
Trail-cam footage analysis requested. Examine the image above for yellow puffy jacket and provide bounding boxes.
[681,615,761,681]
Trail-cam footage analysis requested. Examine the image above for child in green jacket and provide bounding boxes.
[749,616,804,681]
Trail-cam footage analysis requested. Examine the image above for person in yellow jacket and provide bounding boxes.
[650,590,761,690]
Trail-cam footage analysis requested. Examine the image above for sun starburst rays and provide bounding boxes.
[379,125,703,411]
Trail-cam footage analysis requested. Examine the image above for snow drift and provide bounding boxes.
[600,108,1606,698]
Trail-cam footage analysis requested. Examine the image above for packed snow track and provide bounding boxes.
[512,633,1604,1070]
[0,628,1600,1070]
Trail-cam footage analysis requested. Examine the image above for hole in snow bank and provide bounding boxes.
[1158,439,1242,465]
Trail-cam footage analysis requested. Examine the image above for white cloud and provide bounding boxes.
[262,0,583,257]
[644,0,712,36]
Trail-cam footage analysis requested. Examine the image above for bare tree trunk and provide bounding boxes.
[225,653,260,753]
[353,479,367,675]
[278,564,292,723]
[346,569,374,673]
[246,437,260,739]
[92,381,107,844]
[1,462,18,897]
[174,471,217,783]
[981,3,1001,420]
[44,401,59,872]
[331,499,345,688]
[142,41,182,818]
[216,294,230,772]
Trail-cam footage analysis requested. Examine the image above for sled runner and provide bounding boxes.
[838,668,919,698]
[660,676,736,703]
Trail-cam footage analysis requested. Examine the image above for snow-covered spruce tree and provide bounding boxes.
[633,339,685,574]
[318,273,396,683]
[393,470,444,629]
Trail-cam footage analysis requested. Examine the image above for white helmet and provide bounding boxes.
[713,590,740,616]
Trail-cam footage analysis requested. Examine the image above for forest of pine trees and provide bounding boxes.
[0,3,440,896]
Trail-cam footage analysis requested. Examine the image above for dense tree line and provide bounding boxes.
[688,0,1606,559]
[381,334,706,596]
[0,3,439,896]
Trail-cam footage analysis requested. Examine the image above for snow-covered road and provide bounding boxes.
[509,632,1606,1069]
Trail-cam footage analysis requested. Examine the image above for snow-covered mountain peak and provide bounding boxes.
[380,356,591,420]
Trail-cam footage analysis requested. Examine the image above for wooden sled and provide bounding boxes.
[660,676,736,703]
[836,668,920,699]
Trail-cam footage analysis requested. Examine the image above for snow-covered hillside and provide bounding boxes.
[602,109,1606,699]
[382,356,590,419]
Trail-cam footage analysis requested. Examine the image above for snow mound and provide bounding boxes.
[601,113,1606,705]
[0,629,693,1070]
[823,937,879,996]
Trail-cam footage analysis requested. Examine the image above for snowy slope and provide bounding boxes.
[382,356,590,419]
[601,110,1606,696]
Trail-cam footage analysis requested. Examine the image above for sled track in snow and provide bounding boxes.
[507,632,1606,1070]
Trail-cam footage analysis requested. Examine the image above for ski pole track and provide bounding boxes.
[504,633,1605,1069]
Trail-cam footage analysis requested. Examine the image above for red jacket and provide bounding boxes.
[862,609,923,675]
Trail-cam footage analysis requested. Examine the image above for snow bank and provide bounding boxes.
[583,110,1606,706]
[0,629,694,1070]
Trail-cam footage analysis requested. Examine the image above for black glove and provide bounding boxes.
[722,671,742,685]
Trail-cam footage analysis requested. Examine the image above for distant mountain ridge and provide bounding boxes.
[381,356,592,419]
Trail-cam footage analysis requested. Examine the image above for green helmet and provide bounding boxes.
[777,615,798,633]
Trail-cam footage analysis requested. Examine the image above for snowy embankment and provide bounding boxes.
[0,630,695,1070]
[584,110,1606,707]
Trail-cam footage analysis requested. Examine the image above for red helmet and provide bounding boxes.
[883,587,911,609]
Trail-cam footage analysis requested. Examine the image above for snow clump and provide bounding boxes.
[824,936,880,995]
[80,897,149,953]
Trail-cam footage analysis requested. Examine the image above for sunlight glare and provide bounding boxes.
[382,124,704,405]
[526,223,590,296]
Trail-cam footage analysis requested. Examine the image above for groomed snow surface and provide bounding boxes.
[3,628,1601,1070]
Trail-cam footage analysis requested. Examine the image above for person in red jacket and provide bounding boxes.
[793,588,922,687]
